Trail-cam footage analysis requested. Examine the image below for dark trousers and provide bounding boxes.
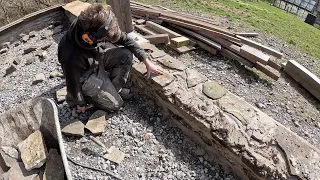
[81,47,133,111]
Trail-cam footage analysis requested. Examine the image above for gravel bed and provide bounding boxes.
[0,25,238,179]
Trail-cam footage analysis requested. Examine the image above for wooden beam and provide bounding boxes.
[254,62,281,80]
[170,37,190,48]
[240,44,270,65]
[236,35,283,59]
[108,0,133,33]
[194,40,218,55]
[170,25,221,50]
[220,48,254,68]
[145,21,181,38]
[159,17,241,43]
[235,32,259,37]
[143,34,169,44]
[135,25,157,35]
[284,60,320,101]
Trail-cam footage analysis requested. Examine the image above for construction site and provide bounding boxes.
[0,0,319,179]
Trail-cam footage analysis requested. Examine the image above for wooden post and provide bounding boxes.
[108,0,133,33]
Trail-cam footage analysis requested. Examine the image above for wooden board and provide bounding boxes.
[236,35,283,59]
[171,25,221,50]
[235,32,259,37]
[220,48,254,68]
[170,37,190,48]
[143,34,169,44]
[145,21,181,38]
[240,44,270,65]
[254,62,280,80]
[194,40,218,55]
[284,60,320,101]
[135,25,157,35]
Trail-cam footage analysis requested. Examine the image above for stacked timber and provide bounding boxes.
[130,1,283,80]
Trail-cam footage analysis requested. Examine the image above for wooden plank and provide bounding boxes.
[220,48,254,68]
[108,0,133,33]
[135,25,157,35]
[171,25,221,50]
[254,62,281,80]
[145,21,181,38]
[159,17,241,43]
[240,45,270,65]
[267,58,282,71]
[143,34,170,45]
[194,40,218,55]
[170,37,190,48]
[236,35,283,59]
[235,32,259,37]
[175,45,196,54]
[284,60,320,101]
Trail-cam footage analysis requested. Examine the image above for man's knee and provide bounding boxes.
[119,48,133,68]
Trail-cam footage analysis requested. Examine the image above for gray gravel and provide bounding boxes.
[0,25,238,179]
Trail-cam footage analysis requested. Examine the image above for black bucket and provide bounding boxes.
[305,13,317,25]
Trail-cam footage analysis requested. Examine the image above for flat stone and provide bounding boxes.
[41,42,52,50]
[56,87,67,103]
[61,120,85,137]
[2,42,10,49]
[103,146,125,164]
[151,50,166,59]
[0,48,8,54]
[186,69,207,88]
[23,46,37,54]
[26,56,39,65]
[32,73,46,85]
[0,162,39,180]
[85,110,107,135]
[4,65,17,76]
[17,130,48,171]
[157,55,186,71]
[151,72,175,87]
[43,149,64,180]
[21,35,30,43]
[1,146,20,160]
[132,62,147,75]
[29,31,37,38]
[12,57,21,65]
[203,81,227,100]
[50,70,64,78]
[0,149,18,168]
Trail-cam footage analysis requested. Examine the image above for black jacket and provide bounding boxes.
[58,20,147,107]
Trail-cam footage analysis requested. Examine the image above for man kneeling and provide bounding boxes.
[58,3,164,112]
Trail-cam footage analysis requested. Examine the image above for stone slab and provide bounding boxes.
[85,110,107,135]
[103,146,125,164]
[61,120,85,137]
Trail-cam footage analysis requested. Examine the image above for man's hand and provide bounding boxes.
[76,105,86,113]
[143,58,165,78]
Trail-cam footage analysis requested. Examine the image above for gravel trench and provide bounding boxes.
[0,25,238,179]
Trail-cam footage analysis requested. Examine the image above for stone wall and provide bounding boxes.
[130,45,320,180]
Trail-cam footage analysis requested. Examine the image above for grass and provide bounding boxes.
[134,0,320,60]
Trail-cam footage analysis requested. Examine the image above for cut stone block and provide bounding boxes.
[186,69,207,88]
[17,130,48,171]
[43,149,64,180]
[61,120,85,137]
[203,81,227,100]
[32,73,46,85]
[56,87,67,103]
[103,146,125,164]
[157,55,186,71]
[49,70,64,78]
[85,110,107,135]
